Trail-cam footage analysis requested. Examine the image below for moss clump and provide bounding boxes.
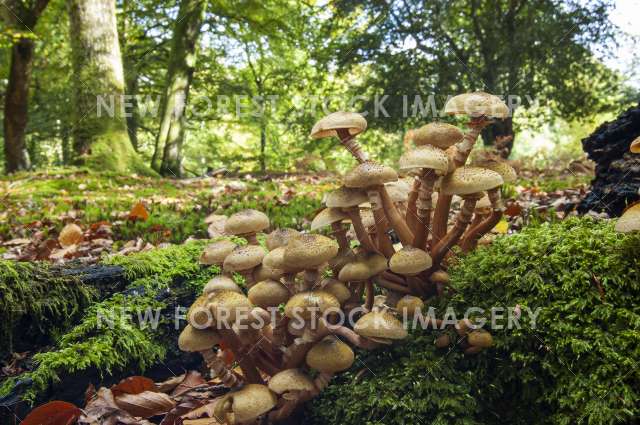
[307,218,640,425]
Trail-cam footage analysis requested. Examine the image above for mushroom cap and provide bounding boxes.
[399,145,450,175]
[631,136,640,153]
[430,270,450,284]
[354,310,408,340]
[468,329,494,348]
[199,240,238,266]
[262,246,287,270]
[187,294,214,328]
[227,384,278,423]
[310,111,367,139]
[203,275,242,295]
[321,278,351,304]
[178,324,220,352]
[325,186,369,208]
[224,209,270,236]
[311,208,348,231]
[344,162,398,188]
[476,159,517,184]
[338,252,387,282]
[284,291,340,319]
[443,92,509,118]
[389,246,432,275]
[615,202,640,233]
[385,180,412,203]
[268,369,315,394]
[283,234,339,269]
[475,193,491,210]
[396,295,425,316]
[223,245,266,272]
[306,336,355,373]
[440,166,504,196]
[253,264,284,281]
[59,223,83,248]
[248,279,291,309]
[208,290,252,326]
[412,122,464,148]
[265,228,300,251]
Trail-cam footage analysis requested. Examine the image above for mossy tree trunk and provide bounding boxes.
[153,0,207,177]
[1,0,50,174]
[68,0,150,174]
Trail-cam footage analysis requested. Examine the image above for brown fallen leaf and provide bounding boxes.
[111,376,156,396]
[50,244,78,260]
[129,201,150,221]
[79,387,155,425]
[179,400,220,422]
[160,399,208,425]
[3,238,31,246]
[171,371,207,397]
[115,390,176,418]
[21,401,81,425]
[59,223,84,247]
[156,374,187,394]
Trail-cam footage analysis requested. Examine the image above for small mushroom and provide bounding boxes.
[389,246,432,276]
[248,279,291,310]
[326,186,377,253]
[468,329,493,348]
[338,252,387,311]
[265,228,300,251]
[262,246,299,292]
[199,239,237,266]
[224,209,270,244]
[214,384,277,424]
[59,223,83,248]
[412,122,464,149]
[223,245,266,287]
[284,290,340,321]
[203,275,242,295]
[310,208,351,259]
[615,202,640,233]
[395,295,424,318]
[310,111,368,163]
[631,136,640,153]
[283,234,339,291]
[354,310,408,344]
[306,336,355,395]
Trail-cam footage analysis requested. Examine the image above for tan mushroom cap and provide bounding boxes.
[615,202,640,233]
[631,136,640,153]
[321,278,351,304]
[311,208,349,231]
[262,246,287,270]
[354,310,408,340]
[224,209,270,236]
[325,186,369,208]
[203,275,242,295]
[248,279,291,309]
[223,245,266,273]
[389,246,432,275]
[253,264,284,281]
[385,180,412,203]
[344,162,398,188]
[395,295,424,316]
[268,369,315,395]
[310,111,367,139]
[477,159,517,184]
[399,145,449,175]
[284,291,340,319]
[443,92,509,118]
[265,228,300,251]
[59,223,83,247]
[440,166,504,196]
[338,252,387,282]
[199,240,238,265]
[208,290,253,326]
[468,329,494,348]
[178,324,220,352]
[223,384,278,423]
[430,270,450,284]
[283,234,339,270]
[187,294,214,328]
[412,122,464,148]
[306,336,355,373]
[475,193,491,210]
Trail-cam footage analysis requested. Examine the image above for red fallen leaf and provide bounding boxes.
[90,220,112,231]
[111,376,156,396]
[22,401,81,425]
[128,202,149,221]
[504,202,523,217]
[171,371,207,397]
[115,390,176,418]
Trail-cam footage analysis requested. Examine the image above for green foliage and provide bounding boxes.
[307,218,640,425]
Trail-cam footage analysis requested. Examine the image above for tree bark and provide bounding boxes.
[154,0,207,177]
[68,0,148,174]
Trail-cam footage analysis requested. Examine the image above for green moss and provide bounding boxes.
[307,218,640,425]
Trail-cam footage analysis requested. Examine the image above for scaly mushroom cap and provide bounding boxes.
[354,310,408,340]
[476,159,517,184]
[338,252,387,282]
[208,290,252,326]
[262,246,287,270]
[440,166,504,196]
[187,294,214,328]
[385,180,412,203]
[468,329,494,348]
[283,234,339,269]
[344,161,398,188]
[224,209,270,237]
[203,275,242,295]
[615,202,640,233]
[268,369,316,395]
[248,279,291,309]
[311,208,349,231]
[443,92,509,118]
[59,223,83,247]
[310,111,367,139]
[284,291,340,319]
[253,264,284,281]
[222,384,277,423]
[199,240,238,266]
[178,324,220,352]
[265,228,300,251]
[399,145,450,175]
[412,122,464,148]
[321,278,351,304]
[631,136,640,153]
[223,245,266,273]
[389,246,432,275]
[325,186,369,208]
[306,336,355,373]
[396,295,424,316]
[366,252,389,275]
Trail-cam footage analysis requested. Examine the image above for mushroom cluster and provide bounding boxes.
[181,92,513,423]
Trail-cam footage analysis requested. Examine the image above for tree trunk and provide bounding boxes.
[3,38,34,173]
[154,0,207,177]
[68,0,149,174]
[259,120,266,172]
[482,117,515,158]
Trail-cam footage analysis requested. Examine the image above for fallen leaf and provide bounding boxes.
[59,223,84,247]
[156,374,186,394]
[504,202,523,217]
[21,401,81,425]
[115,390,175,418]
[129,202,150,221]
[3,238,31,246]
[111,376,156,396]
[493,219,509,234]
[171,371,207,397]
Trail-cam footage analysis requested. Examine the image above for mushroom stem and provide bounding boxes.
[460,188,504,252]
[344,207,378,253]
[430,195,481,269]
[269,391,308,422]
[366,190,396,258]
[336,128,368,163]
[238,269,256,288]
[331,222,350,255]
[375,185,414,246]
[272,313,289,347]
[381,271,406,285]
[413,170,438,250]
[308,372,333,398]
[201,349,240,388]
[283,338,313,369]
[406,177,421,233]
[320,321,381,350]
[251,349,281,376]
[217,328,264,384]
[243,232,258,245]
[364,280,374,311]
[372,277,411,294]
[302,269,320,291]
